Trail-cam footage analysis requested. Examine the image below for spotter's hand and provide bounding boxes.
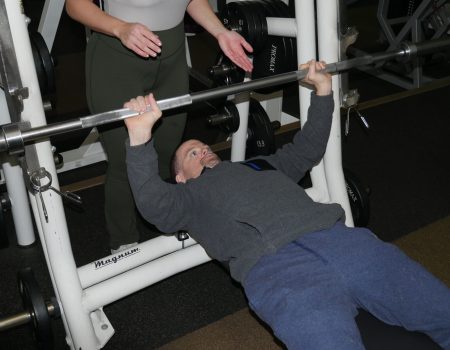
[115,22,162,58]
[217,30,253,72]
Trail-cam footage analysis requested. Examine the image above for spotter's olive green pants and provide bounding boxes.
[85,22,188,249]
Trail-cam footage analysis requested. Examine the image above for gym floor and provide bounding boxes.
[1,0,450,349]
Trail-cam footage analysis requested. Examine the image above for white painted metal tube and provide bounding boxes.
[0,92,35,246]
[5,1,99,348]
[2,160,35,245]
[78,235,198,288]
[266,17,297,38]
[295,0,331,204]
[231,78,251,162]
[82,244,211,312]
[316,0,354,226]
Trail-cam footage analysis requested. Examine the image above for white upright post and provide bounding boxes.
[231,99,249,162]
[5,1,99,348]
[295,0,330,203]
[0,92,35,246]
[316,0,354,226]
[231,73,251,162]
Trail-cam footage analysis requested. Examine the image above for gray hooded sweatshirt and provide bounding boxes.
[126,92,345,283]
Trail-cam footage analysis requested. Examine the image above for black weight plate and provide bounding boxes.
[29,32,55,95]
[274,0,297,71]
[253,1,269,54]
[18,267,53,350]
[252,6,286,79]
[254,0,279,38]
[219,100,240,134]
[251,0,276,82]
[227,2,251,44]
[240,1,266,54]
[344,168,370,227]
[0,193,9,248]
[247,98,275,157]
[219,2,234,30]
[266,0,297,73]
[267,0,293,71]
[237,2,258,51]
[30,37,46,95]
[0,205,8,248]
[252,0,290,93]
[252,35,286,78]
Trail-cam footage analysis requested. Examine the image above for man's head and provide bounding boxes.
[172,139,221,183]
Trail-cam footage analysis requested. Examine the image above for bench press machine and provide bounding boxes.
[1,0,450,348]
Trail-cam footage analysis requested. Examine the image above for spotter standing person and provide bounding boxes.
[66,0,253,253]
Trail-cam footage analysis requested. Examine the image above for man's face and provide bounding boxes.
[175,139,221,183]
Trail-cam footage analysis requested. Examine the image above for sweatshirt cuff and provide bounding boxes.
[126,138,157,166]
[311,90,333,100]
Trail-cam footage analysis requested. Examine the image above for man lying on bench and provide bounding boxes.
[123,60,450,350]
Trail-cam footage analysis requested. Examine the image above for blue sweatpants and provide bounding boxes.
[243,222,450,350]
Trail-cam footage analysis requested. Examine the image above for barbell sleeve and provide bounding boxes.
[0,301,57,332]
[0,310,32,331]
[1,38,449,154]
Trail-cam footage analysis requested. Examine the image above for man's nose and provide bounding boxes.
[200,148,208,158]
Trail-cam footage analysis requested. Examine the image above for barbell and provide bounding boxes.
[1,37,450,155]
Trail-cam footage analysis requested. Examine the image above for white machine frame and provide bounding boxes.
[0,0,353,348]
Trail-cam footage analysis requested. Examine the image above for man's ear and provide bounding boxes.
[175,173,186,184]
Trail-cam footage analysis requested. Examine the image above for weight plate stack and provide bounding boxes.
[252,0,297,93]
[220,1,268,54]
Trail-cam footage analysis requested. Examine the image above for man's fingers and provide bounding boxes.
[148,93,162,116]
[298,63,308,70]
[136,96,146,112]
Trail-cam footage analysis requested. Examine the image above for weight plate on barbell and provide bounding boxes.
[18,267,54,350]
